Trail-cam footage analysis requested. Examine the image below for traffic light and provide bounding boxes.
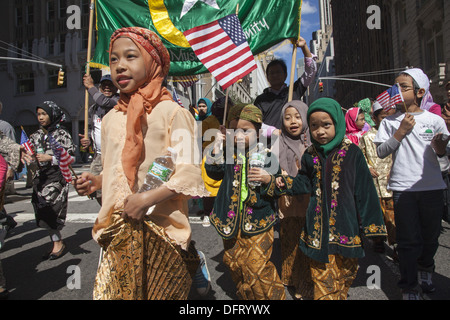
[57,69,65,86]
[319,81,324,93]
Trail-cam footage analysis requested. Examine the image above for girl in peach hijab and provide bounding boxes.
[74,27,209,300]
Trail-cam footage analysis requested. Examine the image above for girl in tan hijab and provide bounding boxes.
[74,27,209,300]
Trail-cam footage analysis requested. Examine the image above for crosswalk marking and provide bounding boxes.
[12,213,206,225]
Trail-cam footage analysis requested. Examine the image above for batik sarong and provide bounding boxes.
[222,228,286,300]
[93,212,199,300]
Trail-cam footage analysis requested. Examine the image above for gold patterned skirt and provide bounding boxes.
[222,228,286,300]
[309,254,359,300]
[280,216,314,299]
[93,212,199,300]
[380,198,396,246]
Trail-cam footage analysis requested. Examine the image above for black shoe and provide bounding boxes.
[49,242,66,260]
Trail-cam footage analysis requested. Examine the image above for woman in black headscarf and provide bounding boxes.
[29,101,75,260]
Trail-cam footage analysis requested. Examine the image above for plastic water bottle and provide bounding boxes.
[139,147,177,193]
[249,143,266,188]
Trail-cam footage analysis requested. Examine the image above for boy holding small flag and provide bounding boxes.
[374,68,450,300]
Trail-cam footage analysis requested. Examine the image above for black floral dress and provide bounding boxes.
[29,127,75,231]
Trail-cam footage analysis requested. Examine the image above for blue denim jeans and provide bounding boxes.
[393,190,443,292]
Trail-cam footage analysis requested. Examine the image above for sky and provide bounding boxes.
[271,0,320,84]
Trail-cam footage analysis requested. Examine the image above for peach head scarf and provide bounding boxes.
[109,27,173,190]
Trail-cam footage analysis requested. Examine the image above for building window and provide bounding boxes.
[394,1,407,30]
[58,0,66,19]
[48,68,66,90]
[47,1,55,21]
[16,7,23,27]
[423,21,444,72]
[59,33,66,54]
[81,0,90,15]
[17,72,34,94]
[26,5,33,24]
[48,38,54,56]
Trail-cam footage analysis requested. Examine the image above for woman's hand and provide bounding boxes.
[20,147,33,165]
[35,153,52,163]
[73,172,101,196]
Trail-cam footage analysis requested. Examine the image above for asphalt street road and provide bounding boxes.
[1,164,450,301]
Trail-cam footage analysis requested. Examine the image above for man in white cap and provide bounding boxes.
[374,68,450,300]
[81,74,119,204]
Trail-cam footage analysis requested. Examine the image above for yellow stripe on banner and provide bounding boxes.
[149,0,190,48]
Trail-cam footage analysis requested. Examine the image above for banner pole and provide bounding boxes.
[288,0,303,102]
[84,0,95,140]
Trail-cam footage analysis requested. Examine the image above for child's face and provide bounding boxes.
[395,74,425,110]
[355,112,366,130]
[37,108,51,127]
[309,111,336,145]
[231,119,258,149]
[283,107,303,137]
[110,37,147,94]
[372,109,396,128]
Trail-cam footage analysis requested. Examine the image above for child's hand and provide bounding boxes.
[400,113,415,134]
[276,177,285,189]
[213,129,225,154]
[369,168,379,178]
[248,168,271,185]
[122,191,154,223]
[431,133,450,157]
[73,172,100,196]
[395,113,415,141]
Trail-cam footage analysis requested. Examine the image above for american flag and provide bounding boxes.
[184,14,257,90]
[172,87,184,108]
[48,134,74,182]
[20,130,34,155]
[376,83,404,112]
[174,75,198,88]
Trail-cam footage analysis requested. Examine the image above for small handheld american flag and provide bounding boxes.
[184,14,257,90]
[376,83,404,112]
[20,129,35,155]
[48,134,75,183]
[172,87,184,108]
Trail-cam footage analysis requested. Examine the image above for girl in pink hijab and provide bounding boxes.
[345,107,367,145]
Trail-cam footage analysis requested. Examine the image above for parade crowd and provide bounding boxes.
[0,26,449,301]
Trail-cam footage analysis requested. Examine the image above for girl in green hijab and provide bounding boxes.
[307,97,346,157]
[275,97,386,300]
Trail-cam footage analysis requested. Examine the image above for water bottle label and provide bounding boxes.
[148,162,173,182]
[250,153,265,163]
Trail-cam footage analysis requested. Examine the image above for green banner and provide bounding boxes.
[92,0,301,76]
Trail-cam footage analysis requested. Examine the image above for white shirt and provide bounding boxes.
[92,113,102,154]
[374,110,449,192]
